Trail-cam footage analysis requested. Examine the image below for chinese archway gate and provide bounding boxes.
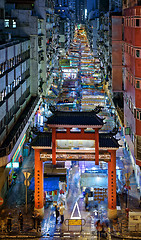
[32,111,119,219]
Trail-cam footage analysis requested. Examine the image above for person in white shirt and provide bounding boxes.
[59,202,65,224]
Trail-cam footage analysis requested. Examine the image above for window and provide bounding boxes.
[38,21,41,29]
[136,19,140,27]
[4,61,7,71]
[131,103,134,113]
[131,47,133,56]
[136,80,140,88]
[6,85,11,94]
[129,99,132,109]
[0,64,2,75]
[126,18,128,26]
[131,76,133,85]
[4,19,9,28]
[134,109,136,118]
[0,89,6,101]
[137,111,139,119]
[128,72,130,81]
[128,46,130,54]
[14,79,16,87]
[12,20,16,28]
[132,18,134,27]
[0,92,3,101]
[127,96,129,105]
[0,8,4,18]
[10,58,14,67]
[0,63,5,75]
[125,127,130,135]
[129,18,131,27]
[136,50,140,58]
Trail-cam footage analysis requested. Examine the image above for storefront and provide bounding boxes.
[6,134,26,188]
[29,176,67,207]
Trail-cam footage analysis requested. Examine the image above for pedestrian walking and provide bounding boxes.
[7,213,12,232]
[1,219,5,232]
[85,193,89,210]
[18,211,23,231]
[95,220,102,238]
[59,202,65,224]
[32,211,36,229]
[107,226,111,240]
[55,204,60,223]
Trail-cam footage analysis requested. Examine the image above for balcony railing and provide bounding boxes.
[0,96,39,158]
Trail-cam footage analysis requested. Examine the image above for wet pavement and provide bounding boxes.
[0,25,141,240]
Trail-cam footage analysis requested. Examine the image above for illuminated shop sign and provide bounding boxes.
[12,134,26,162]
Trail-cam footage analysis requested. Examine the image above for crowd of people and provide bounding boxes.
[0,189,111,235]
[0,196,66,233]
[0,210,41,233]
[54,201,66,224]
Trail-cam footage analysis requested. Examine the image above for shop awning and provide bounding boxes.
[29,177,59,191]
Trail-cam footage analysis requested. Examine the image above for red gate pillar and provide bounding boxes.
[52,127,56,165]
[34,149,44,216]
[108,150,117,219]
[95,129,99,165]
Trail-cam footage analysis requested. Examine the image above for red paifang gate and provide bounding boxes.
[32,111,119,219]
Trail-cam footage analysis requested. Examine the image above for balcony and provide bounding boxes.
[0,96,39,159]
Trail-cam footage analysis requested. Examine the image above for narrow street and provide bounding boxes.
[40,25,140,239]
[0,25,140,240]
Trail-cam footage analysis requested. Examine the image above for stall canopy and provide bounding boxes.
[29,177,59,191]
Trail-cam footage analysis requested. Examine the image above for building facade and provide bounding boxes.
[123,1,141,189]
[0,0,73,198]
[76,0,87,23]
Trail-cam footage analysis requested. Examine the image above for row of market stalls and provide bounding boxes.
[52,25,123,209]
[54,26,107,208]
[32,25,123,209]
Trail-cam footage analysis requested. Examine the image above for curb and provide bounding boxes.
[0,231,46,239]
[111,233,141,239]
[0,235,40,239]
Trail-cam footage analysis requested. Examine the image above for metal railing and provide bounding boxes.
[0,96,39,158]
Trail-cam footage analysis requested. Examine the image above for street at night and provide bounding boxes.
[0,0,141,240]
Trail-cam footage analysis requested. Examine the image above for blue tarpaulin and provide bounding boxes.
[29,177,59,191]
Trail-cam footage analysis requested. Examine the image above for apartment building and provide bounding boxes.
[55,1,74,56]
[123,0,141,189]
[0,0,75,198]
[0,0,60,197]
[75,0,87,23]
